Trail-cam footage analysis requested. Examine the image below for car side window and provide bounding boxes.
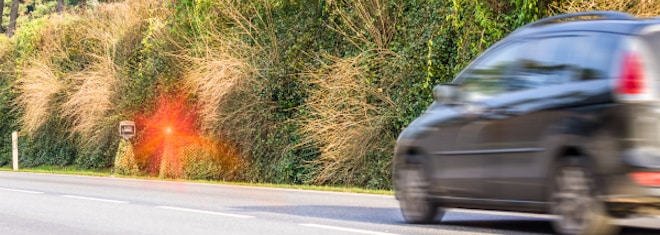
[512,37,566,90]
[458,42,522,102]
[576,34,621,80]
[513,36,588,89]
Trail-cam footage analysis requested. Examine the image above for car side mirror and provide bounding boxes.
[432,84,460,104]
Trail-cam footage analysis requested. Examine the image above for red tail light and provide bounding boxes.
[617,52,646,95]
[629,172,660,187]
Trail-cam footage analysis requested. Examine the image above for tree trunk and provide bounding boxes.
[7,0,19,37]
[0,0,5,33]
[57,0,64,14]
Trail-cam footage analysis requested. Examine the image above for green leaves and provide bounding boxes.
[0,0,549,190]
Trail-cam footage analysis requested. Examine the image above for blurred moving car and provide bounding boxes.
[393,11,660,235]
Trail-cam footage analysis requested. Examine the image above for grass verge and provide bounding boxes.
[0,165,393,195]
[0,165,112,176]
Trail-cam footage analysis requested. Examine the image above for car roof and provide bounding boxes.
[509,11,660,38]
[451,12,660,85]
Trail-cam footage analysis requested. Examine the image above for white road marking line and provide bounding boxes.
[156,206,255,219]
[0,187,44,194]
[60,195,129,204]
[300,224,399,235]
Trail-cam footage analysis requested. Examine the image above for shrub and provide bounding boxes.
[300,52,399,188]
[554,0,660,16]
[0,35,17,167]
[0,0,558,190]
[180,138,243,181]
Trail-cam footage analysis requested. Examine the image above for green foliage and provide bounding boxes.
[179,142,236,181]
[12,17,47,63]
[75,130,118,169]
[389,0,452,131]
[19,118,77,167]
[0,0,551,190]
[164,0,549,189]
[0,40,17,167]
[33,2,59,17]
[118,18,172,115]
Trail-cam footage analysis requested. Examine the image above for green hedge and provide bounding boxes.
[0,0,551,190]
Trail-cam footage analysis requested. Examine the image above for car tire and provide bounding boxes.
[550,157,619,235]
[396,158,442,224]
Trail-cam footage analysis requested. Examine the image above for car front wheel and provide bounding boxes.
[396,159,442,224]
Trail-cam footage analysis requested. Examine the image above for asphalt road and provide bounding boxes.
[1,171,659,235]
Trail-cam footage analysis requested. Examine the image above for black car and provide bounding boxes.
[393,11,660,235]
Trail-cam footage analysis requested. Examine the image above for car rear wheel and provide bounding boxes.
[550,157,619,235]
[396,159,442,224]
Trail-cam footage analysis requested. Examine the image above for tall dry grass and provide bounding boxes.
[135,0,277,179]
[180,42,256,134]
[555,0,660,16]
[327,0,397,50]
[295,1,402,186]
[14,0,170,156]
[300,52,397,185]
[14,15,70,135]
[61,55,118,140]
[15,59,64,134]
[59,0,167,143]
[173,0,275,144]
[0,36,11,59]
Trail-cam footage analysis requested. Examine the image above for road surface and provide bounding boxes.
[0,171,658,235]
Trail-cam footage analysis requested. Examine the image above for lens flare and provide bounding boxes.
[135,92,238,178]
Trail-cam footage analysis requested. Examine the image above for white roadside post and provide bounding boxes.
[12,131,18,171]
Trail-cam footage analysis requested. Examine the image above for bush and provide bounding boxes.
[0,35,17,167]
[555,0,660,16]
[19,119,77,167]
[180,138,242,181]
[0,0,568,190]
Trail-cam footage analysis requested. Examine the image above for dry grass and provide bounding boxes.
[327,0,397,50]
[15,59,64,134]
[0,35,11,59]
[181,42,256,134]
[138,0,275,180]
[61,54,117,140]
[171,0,275,144]
[300,52,397,185]
[15,16,72,135]
[298,1,401,186]
[15,0,170,143]
[555,0,660,16]
[59,0,167,142]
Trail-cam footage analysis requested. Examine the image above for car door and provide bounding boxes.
[489,34,622,203]
[429,41,523,199]
[476,36,572,203]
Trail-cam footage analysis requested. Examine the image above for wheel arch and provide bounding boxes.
[393,145,433,198]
